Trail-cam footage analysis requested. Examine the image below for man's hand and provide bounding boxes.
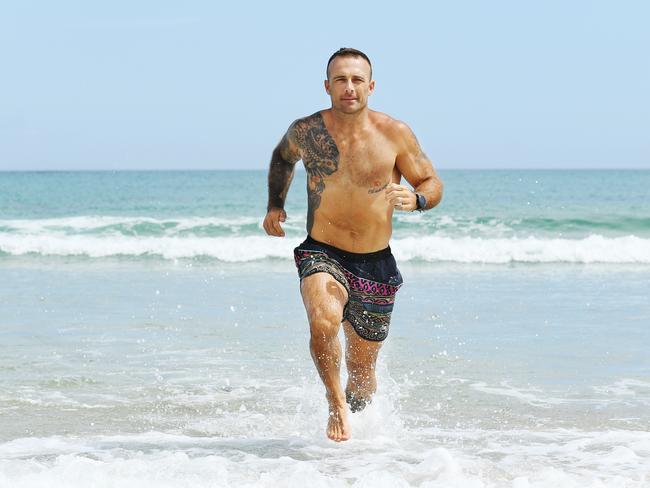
[385,183,417,212]
[263,207,287,237]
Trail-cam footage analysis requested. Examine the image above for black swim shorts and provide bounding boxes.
[293,235,403,342]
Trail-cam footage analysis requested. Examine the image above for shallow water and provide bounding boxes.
[1,260,649,487]
[2,170,649,486]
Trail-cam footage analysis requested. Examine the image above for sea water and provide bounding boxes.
[0,170,649,487]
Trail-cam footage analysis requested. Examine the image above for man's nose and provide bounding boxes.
[345,80,355,92]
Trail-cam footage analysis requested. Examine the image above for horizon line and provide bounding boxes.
[1,167,649,172]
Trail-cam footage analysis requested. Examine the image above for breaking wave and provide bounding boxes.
[1,228,649,263]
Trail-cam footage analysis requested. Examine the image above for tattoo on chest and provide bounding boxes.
[368,181,388,194]
[294,113,340,233]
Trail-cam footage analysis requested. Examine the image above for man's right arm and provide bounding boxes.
[263,123,302,237]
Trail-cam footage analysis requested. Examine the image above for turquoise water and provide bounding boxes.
[1,170,649,487]
[1,170,649,262]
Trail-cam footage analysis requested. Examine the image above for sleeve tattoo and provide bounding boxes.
[267,126,301,211]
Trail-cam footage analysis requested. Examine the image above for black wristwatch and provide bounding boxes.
[415,192,427,212]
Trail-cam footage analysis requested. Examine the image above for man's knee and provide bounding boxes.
[301,274,347,341]
[309,306,342,341]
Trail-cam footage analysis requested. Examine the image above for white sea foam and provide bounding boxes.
[0,215,522,238]
[593,379,650,403]
[469,381,567,408]
[0,216,263,233]
[0,234,295,260]
[1,428,648,488]
[393,234,650,264]
[1,233,650,263]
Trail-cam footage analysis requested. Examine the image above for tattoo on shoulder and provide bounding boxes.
[277,133,299,164]
[292,112,340,233]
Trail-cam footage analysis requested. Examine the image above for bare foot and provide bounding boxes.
[326,398,350,442]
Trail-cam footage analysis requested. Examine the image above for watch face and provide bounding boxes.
[417,193,426,209]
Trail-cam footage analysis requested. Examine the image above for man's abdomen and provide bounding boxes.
[308,192,393,253]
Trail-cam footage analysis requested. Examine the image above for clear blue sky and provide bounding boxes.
[1,0,648,170]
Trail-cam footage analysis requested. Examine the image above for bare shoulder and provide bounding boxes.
[291,111,326,131]
[276,112,322,161]
[286,111,328,143]
[369,111,416,146]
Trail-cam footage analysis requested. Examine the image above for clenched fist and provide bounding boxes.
[263,207,287,237]
[385,183,416,212]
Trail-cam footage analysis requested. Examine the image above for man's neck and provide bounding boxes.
[328,107,370,133]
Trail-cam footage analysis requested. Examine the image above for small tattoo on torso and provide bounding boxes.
[368,181,388,194]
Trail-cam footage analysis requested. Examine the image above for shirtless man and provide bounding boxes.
[263,48,443,442]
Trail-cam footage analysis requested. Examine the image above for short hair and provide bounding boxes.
[326,47,372,80]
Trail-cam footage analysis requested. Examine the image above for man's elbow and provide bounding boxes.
[427,175,443,208]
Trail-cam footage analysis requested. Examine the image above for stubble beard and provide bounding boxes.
[333,98,368,116]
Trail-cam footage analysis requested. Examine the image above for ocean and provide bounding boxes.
[1,170,649,487]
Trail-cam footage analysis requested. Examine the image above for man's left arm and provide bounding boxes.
[386,123,443,212]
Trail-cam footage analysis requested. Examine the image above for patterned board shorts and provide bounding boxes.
[293,235,403,342]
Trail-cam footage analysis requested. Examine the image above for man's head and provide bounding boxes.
[325,47,374,115]
[326,47,372,81]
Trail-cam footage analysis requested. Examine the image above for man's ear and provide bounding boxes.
[368,80,375,95]
[324,79,330,95]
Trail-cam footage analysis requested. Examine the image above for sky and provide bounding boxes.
[1,0,648,171]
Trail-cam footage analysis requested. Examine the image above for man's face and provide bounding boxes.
[324,56,374,115]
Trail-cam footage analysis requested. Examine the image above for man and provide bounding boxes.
[263,48,443,442]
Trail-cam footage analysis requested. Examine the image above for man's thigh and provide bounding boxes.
[300,272,348,324]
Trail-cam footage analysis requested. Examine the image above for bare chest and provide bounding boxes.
[300,132,395,192]
[334,136,395,187]
[295,111,400,196]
